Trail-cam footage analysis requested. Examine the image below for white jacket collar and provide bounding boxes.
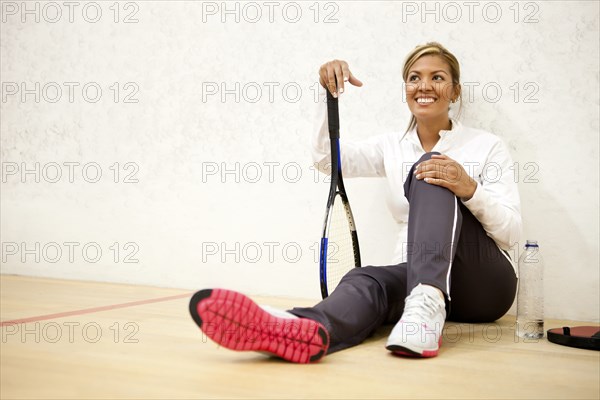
[403,118,461,146]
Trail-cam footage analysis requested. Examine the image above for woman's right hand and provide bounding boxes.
[319,59,363,98]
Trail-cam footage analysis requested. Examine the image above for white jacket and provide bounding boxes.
[312,95,522,275]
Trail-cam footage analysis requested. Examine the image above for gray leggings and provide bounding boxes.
[290,152,518,353]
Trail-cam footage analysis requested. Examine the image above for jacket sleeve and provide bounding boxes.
[461,139,522,251]
[312,91,386,178]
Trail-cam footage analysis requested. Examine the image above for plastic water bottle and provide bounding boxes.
[517,240,544,339]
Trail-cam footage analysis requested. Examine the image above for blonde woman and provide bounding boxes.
[189,42,521,362]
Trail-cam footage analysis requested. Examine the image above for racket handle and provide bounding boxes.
[326,90,340,139]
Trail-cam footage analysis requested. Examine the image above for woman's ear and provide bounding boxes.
[452,83,462,103]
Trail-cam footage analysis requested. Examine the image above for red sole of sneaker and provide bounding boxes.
[189,289,329,363]
[386,338,442,358]
[390,348,438,358]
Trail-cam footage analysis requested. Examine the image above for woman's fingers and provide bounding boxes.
[333,62,345,95]
[415,159,452,175]
[323,64,338,96]
[422,176,450,189]
[348,71,363,87]
[319,60,362,97]
[414,157,460,183]
[414,156,477,199]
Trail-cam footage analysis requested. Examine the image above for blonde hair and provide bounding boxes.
[402,42,462,133]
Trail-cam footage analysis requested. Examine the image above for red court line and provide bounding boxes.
[0,292,194,327]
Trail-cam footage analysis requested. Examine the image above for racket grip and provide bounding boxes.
[326,90,340,139]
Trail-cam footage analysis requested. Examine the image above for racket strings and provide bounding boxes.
[326,196,356,292]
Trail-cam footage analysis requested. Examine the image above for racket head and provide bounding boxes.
[319,192,361,299]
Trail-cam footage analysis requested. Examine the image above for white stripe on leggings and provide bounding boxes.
[446,197,459,300]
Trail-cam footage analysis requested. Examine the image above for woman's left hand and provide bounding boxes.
[414,154,477,201]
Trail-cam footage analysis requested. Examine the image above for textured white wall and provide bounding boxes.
[1,1,598,322]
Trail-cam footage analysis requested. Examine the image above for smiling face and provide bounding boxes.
[405,55,460,125]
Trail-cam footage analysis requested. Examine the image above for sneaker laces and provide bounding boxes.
[401,291,442,322]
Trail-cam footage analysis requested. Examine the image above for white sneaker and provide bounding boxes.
[386,284,446,357]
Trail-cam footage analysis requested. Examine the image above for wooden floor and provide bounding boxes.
[1,275,598,399]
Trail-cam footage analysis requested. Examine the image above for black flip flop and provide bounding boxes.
[547,326,600,351]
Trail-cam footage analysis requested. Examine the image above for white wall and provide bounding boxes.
[1,1,598,322]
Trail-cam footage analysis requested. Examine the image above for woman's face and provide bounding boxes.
[405,55,458,124]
